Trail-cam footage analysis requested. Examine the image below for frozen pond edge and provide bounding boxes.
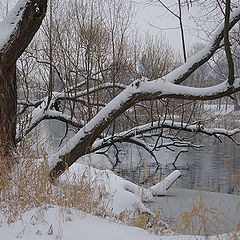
[147,188,240,236]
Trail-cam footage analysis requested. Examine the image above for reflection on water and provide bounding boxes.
[175,137,240,194]
[46,119,240,194]
[113,136,240,195]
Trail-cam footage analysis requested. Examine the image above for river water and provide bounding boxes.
[112,135,240,235]
[47,119,240,235]
[47,118,240,194]
[113,135,240,195]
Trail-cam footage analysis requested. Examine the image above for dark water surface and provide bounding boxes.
[47,119,240,194]
[114,136,240,194]
[114,135,240,235]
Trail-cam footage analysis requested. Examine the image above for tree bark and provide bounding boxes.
[49,93,142,182]
[0,0,48,160]
[0,63,17,155]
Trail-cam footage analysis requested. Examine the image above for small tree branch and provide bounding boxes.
[165,7,240,84]
[16,108,82,143]
[224,0,235,86]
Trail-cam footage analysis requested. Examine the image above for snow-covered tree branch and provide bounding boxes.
[47,7,240,181]
[0,0,47,64]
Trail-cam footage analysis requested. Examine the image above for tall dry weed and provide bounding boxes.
[0,146,109,224]
[175,160,240,237]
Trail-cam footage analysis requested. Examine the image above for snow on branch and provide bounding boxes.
[90,119,240,166]
[139,120,240,139]
[48,7,240,180]
[0,0,47,64]
[17,100,83,143]
[17,82,126,118]
[164,7,240,84]
[137,78,240,102]
[90,121,205,164]
[0,0,28,51]
[18,99,43,115]
[92,120,240,149]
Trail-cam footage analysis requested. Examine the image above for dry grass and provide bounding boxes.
[225,157,240,194]
[0,139,172,238]
[174,164,240,238]
[117,209,172,236]
[0,133,239,239]
[0,148,110,225]
[0,147,171,238]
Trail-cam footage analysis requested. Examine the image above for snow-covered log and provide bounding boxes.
[59,163,181,216]
[149,170,181,195]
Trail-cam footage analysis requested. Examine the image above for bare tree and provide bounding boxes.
[45,1,240,181]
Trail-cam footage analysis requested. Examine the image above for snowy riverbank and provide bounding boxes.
[1,205,239,240]
[1,162,239,239]
[147,188,240,236]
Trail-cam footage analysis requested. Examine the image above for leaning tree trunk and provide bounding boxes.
[49,4,240,181]
[0,63,17,156]
[0,0,48,165]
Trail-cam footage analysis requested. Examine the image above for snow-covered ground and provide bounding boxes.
[1,163,239,240]
[1,205,239,240]
[1,206,160,240]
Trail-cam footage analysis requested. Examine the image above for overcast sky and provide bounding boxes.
[130,0,223,56]
[1,0,226,59]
